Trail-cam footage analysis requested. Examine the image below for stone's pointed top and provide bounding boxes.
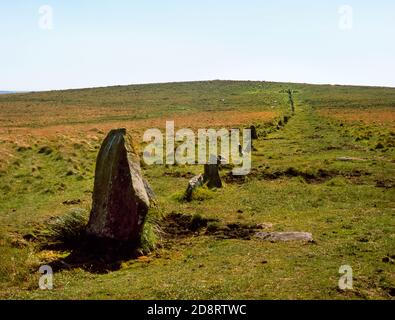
[110,128,127,134]
[86,128,152,243]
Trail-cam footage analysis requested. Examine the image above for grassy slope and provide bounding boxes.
[0,81,394,299]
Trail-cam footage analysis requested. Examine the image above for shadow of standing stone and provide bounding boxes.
[86,128,151,244]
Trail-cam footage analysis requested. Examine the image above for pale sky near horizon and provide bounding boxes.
[1,0,395,91]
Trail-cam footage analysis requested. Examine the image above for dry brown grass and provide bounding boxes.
[0,110,277,171]
[0,110,277,140]
[319,108,395,130]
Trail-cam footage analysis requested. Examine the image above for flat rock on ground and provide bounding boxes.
[255,231,313,242]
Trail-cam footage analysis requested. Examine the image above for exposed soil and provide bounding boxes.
[224,167,371,184]
[162,212,261,240]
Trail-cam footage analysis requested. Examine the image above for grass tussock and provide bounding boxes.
[140,208,164,254]
[42,208,89,246]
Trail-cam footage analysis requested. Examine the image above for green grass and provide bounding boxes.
[0,81,394,299]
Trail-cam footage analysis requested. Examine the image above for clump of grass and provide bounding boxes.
[139,208,164,254]
[172,186,215,203]
[206,221,220,232]
[43,208,89,246]
[140,221,161,254]
[190,187,215,201]
[325,177,348,187]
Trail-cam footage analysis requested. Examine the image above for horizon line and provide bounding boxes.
[2,79,395,93]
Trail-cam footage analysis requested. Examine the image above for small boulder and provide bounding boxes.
[255,231,313,242]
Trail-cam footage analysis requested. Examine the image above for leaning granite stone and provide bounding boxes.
[255,231,313,242]
[86,128,150,243]
[184,174,204,201]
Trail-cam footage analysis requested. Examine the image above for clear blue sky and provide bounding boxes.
[1,0,395,91]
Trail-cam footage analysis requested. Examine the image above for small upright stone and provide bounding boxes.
[86,128,151,243]
[203,155,222,188]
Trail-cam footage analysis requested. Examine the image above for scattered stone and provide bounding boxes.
[255,231,313,242]
[86,128,151,243]
[336,156,366,162]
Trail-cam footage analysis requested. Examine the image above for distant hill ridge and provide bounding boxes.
[0,91,16,94]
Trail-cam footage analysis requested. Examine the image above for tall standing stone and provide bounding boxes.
[86,128,150,243]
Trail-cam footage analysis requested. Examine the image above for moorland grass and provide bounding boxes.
[0,81,394,299]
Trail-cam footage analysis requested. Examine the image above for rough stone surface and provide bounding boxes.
[336,156,366,162]
[204,156,222,188]
[255,231,313,242]
[184,174,204,201]
[86,128,150,243]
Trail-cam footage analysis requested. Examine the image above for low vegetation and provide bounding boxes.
[0,80,394,299]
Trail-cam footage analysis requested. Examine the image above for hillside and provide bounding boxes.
[0,80,394,299]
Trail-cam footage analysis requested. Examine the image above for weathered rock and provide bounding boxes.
[204,155,222,188]
[184,174,204,201]
[255,231,313,242]
[86,128,151,243]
